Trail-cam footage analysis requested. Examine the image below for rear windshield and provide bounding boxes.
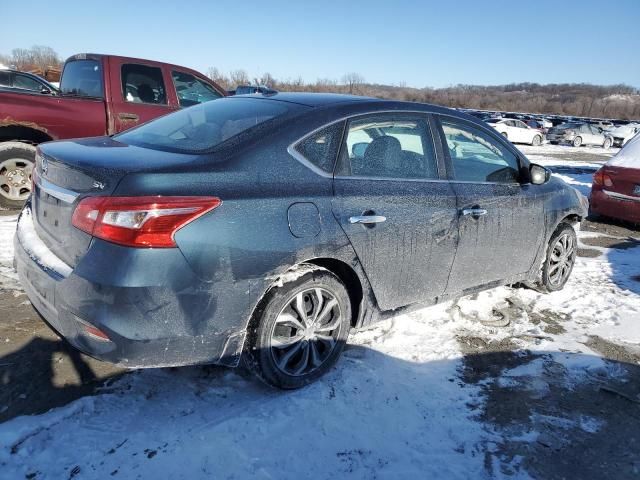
[116,98,291,153]
[558,123,580,129]
[60,59,104,98]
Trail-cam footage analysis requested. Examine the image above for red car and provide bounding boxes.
[590,135,640,224]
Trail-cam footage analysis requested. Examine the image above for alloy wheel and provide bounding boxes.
[269,287,342,377]
[548,233,576,287]
[0,158,33,201]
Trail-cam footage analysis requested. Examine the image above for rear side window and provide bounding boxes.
[172,71,222,107]
[122,64,167,105]
[440,118,520,183]
[116,98,292,153]
[294,122,344,173]
[0,71,11,87]
[336,114,438,180]
[60,59,104,98]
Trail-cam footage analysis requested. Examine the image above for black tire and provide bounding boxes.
[531,135,542,146]
[535,223,577,293]
[0,142,36,210]
[243,265,351,389]
[573,136,582,147]
[550,141,558,145]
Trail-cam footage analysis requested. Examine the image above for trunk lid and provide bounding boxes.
[33,137,199,267]
[603,165,640,197]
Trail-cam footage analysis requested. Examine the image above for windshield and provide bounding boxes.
[116,98,292,153]
[557,123,580,130]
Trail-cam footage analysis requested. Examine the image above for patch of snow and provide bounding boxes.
[607,133,640,169]
[0,214,19,289]
[16,208,72,277]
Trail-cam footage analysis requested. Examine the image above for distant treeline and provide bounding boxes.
[2,46,638,120]
[209,67,640,121]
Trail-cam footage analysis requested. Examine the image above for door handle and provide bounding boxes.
[118,112,139,122]
[349,215,387,224]
[461,208,488,217]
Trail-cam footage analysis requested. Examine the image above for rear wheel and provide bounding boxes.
[501,132,508,139]
[0,142,36,210]
[531,135,542,146]
[535,223,577,293]
[603,137,612,149]
[243,266,351,389]
[573,136,582,147]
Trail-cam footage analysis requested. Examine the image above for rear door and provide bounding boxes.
[435,115,544,294]
[331,113,459,310]
[108,59,175,132]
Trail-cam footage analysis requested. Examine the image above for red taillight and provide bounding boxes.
[72,196,221,248]
[593,169,613,187]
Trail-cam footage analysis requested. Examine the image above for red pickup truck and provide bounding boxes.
[0,53,226,208]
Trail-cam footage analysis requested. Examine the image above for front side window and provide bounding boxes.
[336,114,438,180]
[116,97,293,153]
[171,71,222,107]
[294,122,344,173]
[122,64,167,105]
[60,59,104,98]
[440,118,520,183]
[13,74,42,91]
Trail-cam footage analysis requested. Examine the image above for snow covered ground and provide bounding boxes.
[0,145,639,479]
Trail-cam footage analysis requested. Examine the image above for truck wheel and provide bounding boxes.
[572,137,582,147]
[243,265,351,389]
[602,137,612,149]
[0,142,36,210]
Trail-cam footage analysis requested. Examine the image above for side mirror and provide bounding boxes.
[41,87,52,95]
[530,163,551,185]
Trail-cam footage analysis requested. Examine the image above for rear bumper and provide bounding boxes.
[13,206,250,368]
[590,189,640,224]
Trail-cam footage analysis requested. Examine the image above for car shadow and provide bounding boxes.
[1,339,640,479]
[0,336,126,423]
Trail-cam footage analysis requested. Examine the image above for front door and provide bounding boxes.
[108,60,175,133]
[332,113,459,311]
[436,116,544,294]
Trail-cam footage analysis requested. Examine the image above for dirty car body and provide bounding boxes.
[14,93,587,370]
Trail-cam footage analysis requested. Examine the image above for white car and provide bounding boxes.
[485,118,544,146]
[608,123,640,147]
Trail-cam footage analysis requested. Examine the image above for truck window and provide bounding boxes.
[122,64,167,105]
[60,59,104,98]
[171,71,222,107]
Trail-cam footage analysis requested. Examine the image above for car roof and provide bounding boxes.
[230,92,383,107]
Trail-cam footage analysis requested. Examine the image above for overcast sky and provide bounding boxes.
[2,0,639,88]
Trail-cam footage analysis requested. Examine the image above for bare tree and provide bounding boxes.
[229,69,250,88]
[341,72,365,94]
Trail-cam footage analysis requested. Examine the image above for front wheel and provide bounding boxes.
[536,223,577,293]
[243,266,351,389]
[531,135,542,146]
[0,142,36,210]
[603,137,612,149]
[573,136,582,147]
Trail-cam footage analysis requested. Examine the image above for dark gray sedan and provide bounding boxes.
[14,93,588,388]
